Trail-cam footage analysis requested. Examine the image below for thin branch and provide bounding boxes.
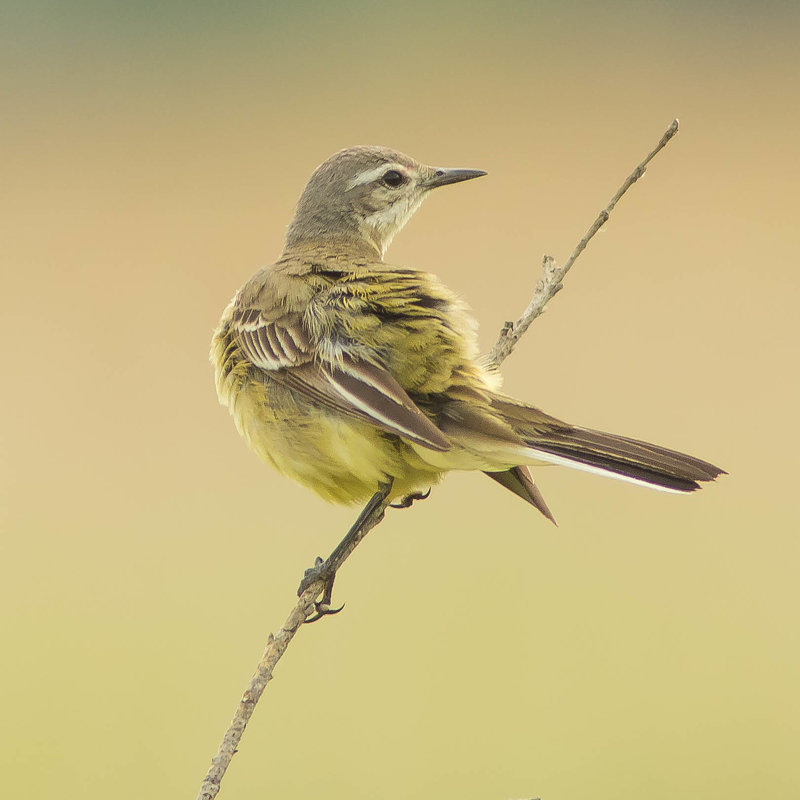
[196,590,318,800]
[196,500,388,800]
[486,118,680,369]
[195,119,681,800]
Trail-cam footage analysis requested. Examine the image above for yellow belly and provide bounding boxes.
[226,375,445,505]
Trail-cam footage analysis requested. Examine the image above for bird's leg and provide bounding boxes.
[298,480,393,623]
[389,488,431,509]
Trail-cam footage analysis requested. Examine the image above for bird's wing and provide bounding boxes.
[231,306,451,452]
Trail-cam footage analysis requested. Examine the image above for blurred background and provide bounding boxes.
[2,1,798,798]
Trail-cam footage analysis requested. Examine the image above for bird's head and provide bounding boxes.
[284,146,486,258]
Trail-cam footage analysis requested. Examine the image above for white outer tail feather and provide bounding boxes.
[519,447,686,494]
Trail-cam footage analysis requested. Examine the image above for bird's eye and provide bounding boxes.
[381,170,406,188]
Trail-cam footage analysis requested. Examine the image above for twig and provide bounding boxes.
[196,500,388,800]
[196,590,318,800]
[486,118,680,369]
[195,119,681,800]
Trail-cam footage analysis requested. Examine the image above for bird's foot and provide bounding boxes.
[297,556,345,623]
[390,488,431,509]
[296,481,393,623]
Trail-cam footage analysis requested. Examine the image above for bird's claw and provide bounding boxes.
[390,488,431,509]
[305,601,345,624]
[298,556,343,623]
[297,482,395,623]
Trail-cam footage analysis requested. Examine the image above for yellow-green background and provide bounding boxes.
[2,2,798,798]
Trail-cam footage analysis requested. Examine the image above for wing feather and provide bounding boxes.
[264,324,283,361]
[231,307,451,452]
[274,325,300,360]
[323,360,451,451]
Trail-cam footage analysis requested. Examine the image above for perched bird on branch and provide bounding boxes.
[212,146,723,526]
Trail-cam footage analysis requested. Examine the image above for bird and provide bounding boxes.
[211,145,723,532]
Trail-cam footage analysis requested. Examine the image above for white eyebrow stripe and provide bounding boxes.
[345,163,402,191]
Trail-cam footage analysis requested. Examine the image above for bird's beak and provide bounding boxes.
[424,167,487,189]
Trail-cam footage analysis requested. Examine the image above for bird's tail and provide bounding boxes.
[491,397,725,493]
